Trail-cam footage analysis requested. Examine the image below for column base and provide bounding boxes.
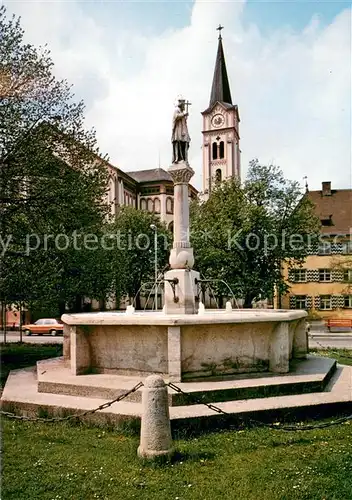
[169,246,194,269]
[164,269,200,315]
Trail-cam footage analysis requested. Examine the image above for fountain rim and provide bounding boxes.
[62,309,307,326]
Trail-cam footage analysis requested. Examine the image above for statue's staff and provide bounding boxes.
[185,100,192,114]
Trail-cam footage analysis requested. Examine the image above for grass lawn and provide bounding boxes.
[310,348,352,367]
[1,344,352,499]
[2,418,352,500]
[0,342,63,389]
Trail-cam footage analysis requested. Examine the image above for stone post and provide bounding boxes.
[137,375,173,461]
[164,161,200,314]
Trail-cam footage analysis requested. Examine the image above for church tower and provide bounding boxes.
[202,26,241,197]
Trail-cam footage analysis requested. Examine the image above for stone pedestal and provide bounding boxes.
[164,269,200,315]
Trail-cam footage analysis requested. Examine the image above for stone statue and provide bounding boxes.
[172,97,191,164]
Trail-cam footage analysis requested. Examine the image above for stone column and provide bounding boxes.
[164,161,200,314]
[63,324,71,363]
[269,322,290,373]
[70,326,91,375]
[293,319,308,359]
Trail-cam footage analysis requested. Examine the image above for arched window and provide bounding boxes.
[215,169,222,183]
[147,198,154,212]
[219,141,224,159]
[166,196,174,214]
[154,197,160,213]
[168,221,174,233]
[212,142,218,160]
[140,198,147,211]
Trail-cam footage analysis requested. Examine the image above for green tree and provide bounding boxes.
[107,207,171,309]
[191,160,320,308]
[0,6,112,316]
[331,255,352,295]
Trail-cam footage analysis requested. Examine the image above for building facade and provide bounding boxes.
[282,182,352,319]
[104,163,198,229]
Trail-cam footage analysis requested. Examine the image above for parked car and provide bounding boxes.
[23,318,63,336]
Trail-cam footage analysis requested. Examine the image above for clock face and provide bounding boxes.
[212,113,225,128]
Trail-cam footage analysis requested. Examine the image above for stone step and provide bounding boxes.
[37,358,143,403]
[36,356,336,406]
[1,362,351,432]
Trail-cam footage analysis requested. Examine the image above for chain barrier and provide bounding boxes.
[167,382,352,431]
[309,335,352,360]
[0,381,144,422]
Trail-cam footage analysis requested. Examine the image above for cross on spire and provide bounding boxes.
[216,24,224,39]
[208,25,232,107]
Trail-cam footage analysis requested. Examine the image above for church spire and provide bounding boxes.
[209,25,232,108]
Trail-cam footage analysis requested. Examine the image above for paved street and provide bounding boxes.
[0,331,63,344]
[309,333,352,349]
[308,322,352,349]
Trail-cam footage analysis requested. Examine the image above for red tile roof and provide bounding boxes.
[308,183,352,235]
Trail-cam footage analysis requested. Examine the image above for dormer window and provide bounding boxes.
[322,181,331,196]
[321,215,333,226]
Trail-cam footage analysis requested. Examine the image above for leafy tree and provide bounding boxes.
[331,255,352,295]
[191,160,320,308]
[0,6,112,316]
[107,207,172,309]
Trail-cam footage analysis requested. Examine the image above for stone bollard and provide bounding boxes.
[137,375,173,461]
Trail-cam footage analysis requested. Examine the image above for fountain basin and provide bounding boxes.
[62,309,307,382]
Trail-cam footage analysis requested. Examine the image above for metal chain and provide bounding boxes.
[0,381,144,422]
[2,378,351,431]
[167,382,352,431]
[168,382,228,415]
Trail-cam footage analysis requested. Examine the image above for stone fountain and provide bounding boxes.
[2,97,349,428]
[61,96,308,382]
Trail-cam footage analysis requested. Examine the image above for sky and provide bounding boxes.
[3,0,352,192]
